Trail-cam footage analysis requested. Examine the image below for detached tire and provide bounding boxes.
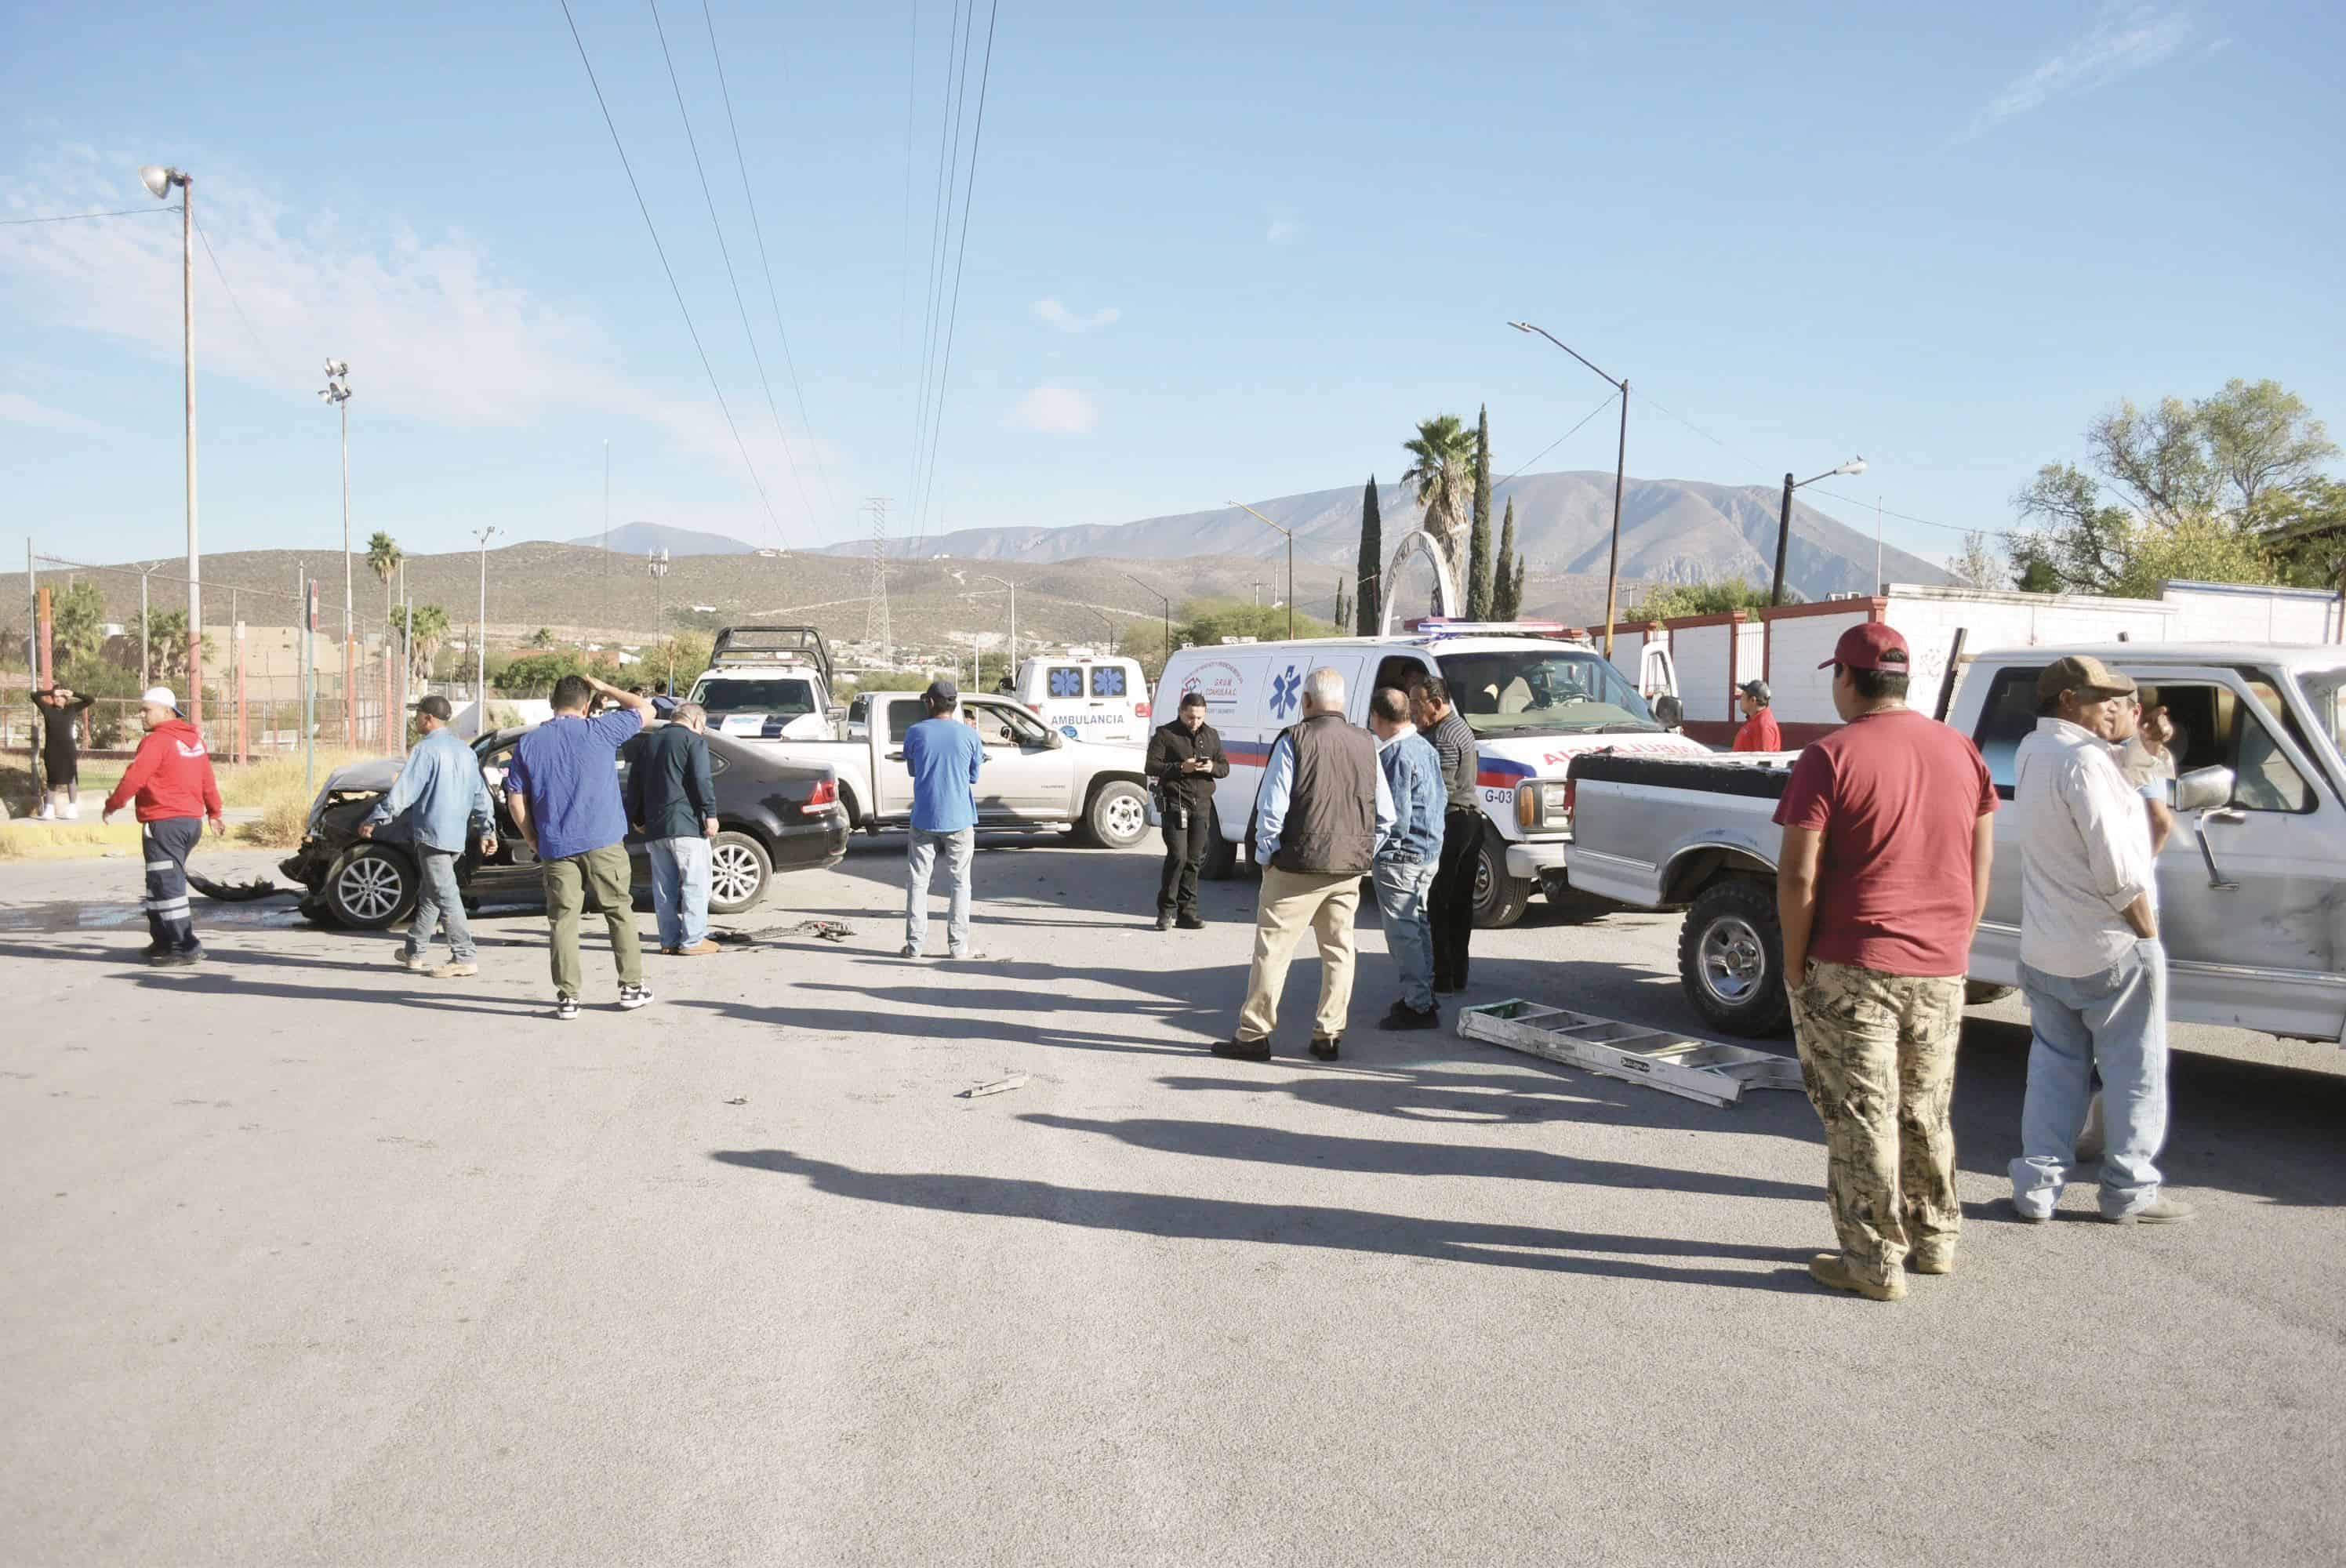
[1471,830,1529,930]
[325,844,417,930]
[707,830,772,915]
[1081,781,1152,849]
[1679,878,1790,1037]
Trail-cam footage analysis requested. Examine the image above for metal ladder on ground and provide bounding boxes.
[1456,1000,1805,1109]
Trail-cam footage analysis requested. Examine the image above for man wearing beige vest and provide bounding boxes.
[1217,667,1395,1063]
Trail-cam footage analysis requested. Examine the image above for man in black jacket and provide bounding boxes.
[625,701,721,956]
[1413,677,1481,994]
[1145,691,1229,930]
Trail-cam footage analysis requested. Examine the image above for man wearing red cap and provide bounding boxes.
[1772,622,1998,1301]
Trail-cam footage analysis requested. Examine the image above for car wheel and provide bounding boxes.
[707,830,772,915]
[1471,829,1529,929]
[1083,781,1151,849]
[1678,878,1790,1037]
[1199,813,1237,880]
[324,844,417,930]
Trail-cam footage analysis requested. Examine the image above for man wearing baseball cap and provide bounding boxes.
[358,694,498,978]
[900,678,986,960]
[2008,655,2192,1225]
[1773,622,1998,1301]
[1731,678,1781,752]
[101,687,225,965]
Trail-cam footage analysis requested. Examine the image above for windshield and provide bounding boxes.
[1436,648,1659,735]
[692,677,815,716]
[2293,667,2346,759]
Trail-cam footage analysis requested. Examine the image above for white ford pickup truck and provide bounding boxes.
[1566,641,2346,1043]
[755,688,1154,848]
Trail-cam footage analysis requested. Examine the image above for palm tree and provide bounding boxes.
[366,532,402,633]
[48,582,108,676]
[1400,414,1476,611]
[398,603,452,684]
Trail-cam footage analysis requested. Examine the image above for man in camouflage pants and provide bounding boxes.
[1774,624,1998,1301]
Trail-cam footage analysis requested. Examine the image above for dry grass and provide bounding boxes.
[238,796,315,850]
[0,819,233,862]
[215,750,366,810]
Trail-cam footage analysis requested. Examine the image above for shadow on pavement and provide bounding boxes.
[707,1148,1816,1289]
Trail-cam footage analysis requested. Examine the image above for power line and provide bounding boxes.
[188,206,283,381]
[1491,390,1621,493]
[906,0,975,554]
[646,0,820,532]
[700,0,840,522]
[0,205,180,226]
[910,0,1000,549]
[555,0,787,544]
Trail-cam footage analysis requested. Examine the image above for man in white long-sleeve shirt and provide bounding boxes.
[2010,655,2194,1225]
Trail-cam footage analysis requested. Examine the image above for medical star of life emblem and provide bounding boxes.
[1269,666,1302,720]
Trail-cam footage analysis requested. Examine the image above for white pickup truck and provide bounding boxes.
[757,688,1155,848]
[1566,641,2346,1043]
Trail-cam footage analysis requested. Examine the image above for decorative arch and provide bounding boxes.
[1379,528,1463,635]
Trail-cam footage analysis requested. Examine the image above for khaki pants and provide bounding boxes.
[1237,865,1362,1043]
[542,843,643,999]
[1787,960,1965,1287]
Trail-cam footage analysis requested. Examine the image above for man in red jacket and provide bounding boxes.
[102,687,224,965]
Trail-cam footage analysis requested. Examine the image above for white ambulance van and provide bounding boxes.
[1154,622,1700,927]
[1011,649,1153,747]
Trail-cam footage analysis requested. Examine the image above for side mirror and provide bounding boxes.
[1654,695,1684,729]
[2174,764,2235,813]
[1045,729,1066,749]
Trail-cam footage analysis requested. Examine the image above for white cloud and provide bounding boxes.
[1004,384,1098,435]
[0,142,845,539]
[1031,296,1120,333]
[0,391,99,434]
[1966,5,2194,138]
[1266,205,1303,246]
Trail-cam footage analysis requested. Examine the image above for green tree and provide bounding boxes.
[1948,531,2007,590]
[1465,404,1494,618]
[392,604,452,684]
[1332,573,1353,633]
[495,649,623,697]
[1490,497,1520,619]
[529,627,557,649]
[2261,475,2346,588]
[129,608,216,685]
[365,532,401,633]
[1625,579,1783,620]
[1400,415,1476,610]
[1178,598,1336,648]
[46,581,107,677]
[1355,476,1382,634]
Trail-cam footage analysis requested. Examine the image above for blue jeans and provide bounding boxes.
[2012,938,2169,1218]
[1372,857,1439,1011]
[648,836,712,949]
[405,845,475,963]
[906,827,975,955]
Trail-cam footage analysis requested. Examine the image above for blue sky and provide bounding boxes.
[3,0,2339,577]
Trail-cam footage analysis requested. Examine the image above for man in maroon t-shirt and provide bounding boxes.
[1773,622,1997,1302]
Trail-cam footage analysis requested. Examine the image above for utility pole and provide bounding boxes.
[318,360,354,742]
[396,556,409,753]
[1123,574,1172,662]
[1509,321,1632,658]
[1875,495,1885,595]
[602,439,612,644]
[1227,501,1298,640]
[648,548,670,684]
[979,573,1017,686]
[140,164,202,724]
[473,526,498,737]
[301,568,315,792]
[1770,456,1868,606]
[864,497,893,664]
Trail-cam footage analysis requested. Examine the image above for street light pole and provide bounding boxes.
[1770,456,1868,606]
[473,526,498,736]
[978,574,1017,684]
[318,361,354,742]
[1509,321,1629,659]
[140,164,200,723]
[1226,501,1295,639]
[1123,573,1172,660]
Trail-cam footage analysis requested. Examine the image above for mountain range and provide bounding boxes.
[565,521,761,557]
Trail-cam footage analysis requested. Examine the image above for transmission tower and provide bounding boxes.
[863,497,894,662]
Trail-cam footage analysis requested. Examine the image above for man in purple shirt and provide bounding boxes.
[504,673,652,1020]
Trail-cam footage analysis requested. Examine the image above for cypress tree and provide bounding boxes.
[1356,476,1382,634]
[1491,497,1520,619]
[1466,404,1494,619]
[1333,574,1352,632]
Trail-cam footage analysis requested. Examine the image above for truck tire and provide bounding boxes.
[1080,781,1151,849]
[324,844,417,930]
[1199,814,1237,880]
[1679,878,1790,1037]
[707,830,772,915]
[1472,833,1530,929]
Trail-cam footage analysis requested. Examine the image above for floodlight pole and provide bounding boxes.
[1771,457,1868,606]
[473,526,498,736]
[1227,501,1295,638]
[1123,574,1172,660]
[1509,321,1628,659]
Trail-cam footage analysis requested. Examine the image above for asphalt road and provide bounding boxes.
[3,837,2342,1567]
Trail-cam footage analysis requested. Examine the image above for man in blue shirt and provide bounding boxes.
[1367,686,1445,1029]
[901,678,985,960]
[360,694,497,978]
[503,673,652,1020]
